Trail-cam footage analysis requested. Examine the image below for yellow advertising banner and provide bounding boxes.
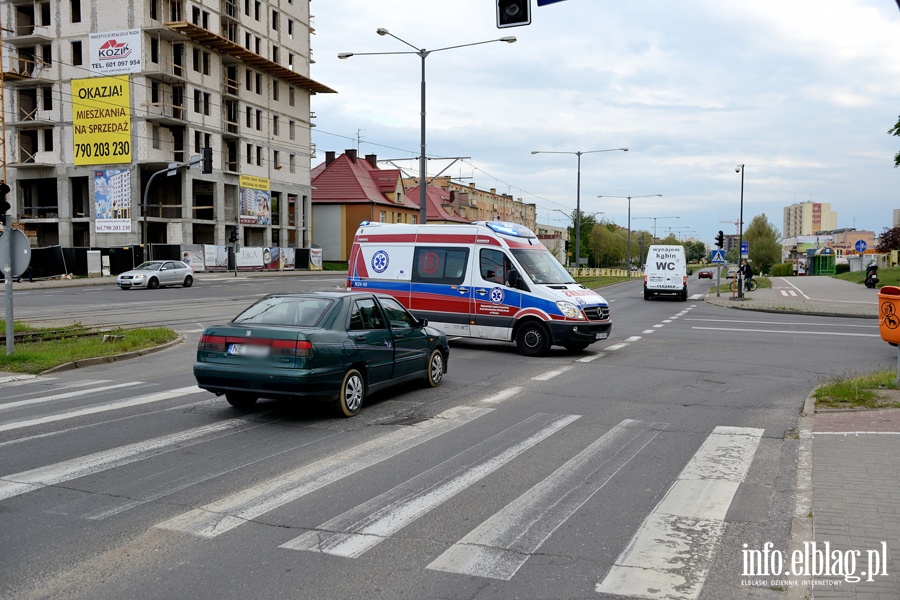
[239,174,270,191]
[72,76,132,166]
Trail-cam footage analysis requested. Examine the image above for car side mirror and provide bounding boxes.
[417,318,428,328]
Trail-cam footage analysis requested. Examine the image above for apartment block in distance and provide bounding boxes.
[783,201,837,238]
[1,0,334,250]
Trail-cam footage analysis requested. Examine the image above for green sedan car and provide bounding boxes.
[193,291,449,417]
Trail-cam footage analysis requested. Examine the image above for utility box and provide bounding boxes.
[878,286,900,344]
[87,250,102,278]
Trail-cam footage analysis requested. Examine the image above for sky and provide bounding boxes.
[307,0,900,246]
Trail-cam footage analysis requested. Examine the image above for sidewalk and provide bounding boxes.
[702,277,896,598]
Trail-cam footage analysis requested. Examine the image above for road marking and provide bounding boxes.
[0,374,44,385]
[604,343,628,351]
[778,278,810,299]
[0,379,107,400]
[686,317,875,329]
[481,388,522,404]
[531,366,574,381]
[0,386,203,433]
[155,405,492,538]
[689,293,705,299]
[662,319,673,323]
[642,330,656,334]
[0,418,255,501]
[652,324,665,328]
[0,382,137,411]
[281,413,580,558]
[596,426,763,600]
[428,419,666,580]
[624,336,641,342]
[691,326,879,338]
[578,352,606,363]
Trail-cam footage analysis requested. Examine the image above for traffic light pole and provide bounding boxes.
[141,154,205,259]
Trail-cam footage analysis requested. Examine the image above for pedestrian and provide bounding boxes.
[741,260,753,291]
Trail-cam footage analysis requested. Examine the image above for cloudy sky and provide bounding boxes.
[307,0,900,245]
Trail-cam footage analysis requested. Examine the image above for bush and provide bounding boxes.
[771,263,794,277]
[835,263,850,274]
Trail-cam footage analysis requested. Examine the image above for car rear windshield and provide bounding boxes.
[233,297,334,327]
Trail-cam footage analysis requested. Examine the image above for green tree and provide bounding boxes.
[562,211,600,267]
[743,214,782,275]
[684,240,707,263]
[889,115,900,167]
[589,222,626,267]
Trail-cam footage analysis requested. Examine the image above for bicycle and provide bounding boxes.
[730,278,758,293]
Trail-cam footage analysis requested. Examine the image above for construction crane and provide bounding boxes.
[720,219,741,236]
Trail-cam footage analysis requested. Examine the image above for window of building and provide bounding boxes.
[272,45,279,64]
[379,211,386,223]
[153,125,161,149]
[272,10,279,30]
[44,128,53,151]
[194,89,202,113]
[255,73,261,94]
[151,81,160,103]
[192,5,201,25]
[288,86,295,106]
[194,131,202,153]
[288,120,295,140]
[42,87,52,110]
[254,0,260,20]
[71,0,81,23]
[246,106,252,127]
[203,92,211,116]
[273,150,280,170]
[202,51,210,75]
[193,47,201,72]
[245,68,252,90]
[150,38,159,63]
[244,0,250,16]
[246,143,252,164]
[287,53,293,71]
[255,109,262,130]
[273,81,279,101]
[272,115,279,136]
[289,154,295,173]
[288,19,293,38]
[150,0,158,19]
[256,146,262,166]
[71,41,82,66]
[245,32,252,50]
[255,36,261,55]
[42,44,52,66]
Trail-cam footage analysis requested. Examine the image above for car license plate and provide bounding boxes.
[228,344,269,357]
[595,333,608,340]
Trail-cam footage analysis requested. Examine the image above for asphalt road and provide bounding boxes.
[0,274,891,600]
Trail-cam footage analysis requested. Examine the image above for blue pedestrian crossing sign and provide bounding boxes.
[711,249,726,264]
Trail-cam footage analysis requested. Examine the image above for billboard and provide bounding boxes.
[90,30,142,76]
[239,175,271,225]
[72,76,132,166]
[94,168,132,233]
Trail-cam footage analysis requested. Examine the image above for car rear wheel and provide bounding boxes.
[147,277,159,290]
[336,368,365,417]
[183,275,193,288]
[515,322,550,357]
[425,349,444,387]
[225,393,258,408]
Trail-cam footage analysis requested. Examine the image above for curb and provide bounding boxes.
[39,333,186,374]
[786,393,817,600]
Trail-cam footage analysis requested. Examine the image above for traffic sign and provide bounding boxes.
[741,241,749,258]
[0,228,31,277]
[711,249,726,264]
[855,240,867,254]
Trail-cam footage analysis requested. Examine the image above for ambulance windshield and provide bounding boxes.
[510,248,575,285]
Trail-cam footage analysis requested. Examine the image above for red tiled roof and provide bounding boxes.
[405,184,471,223]
[311,153,418,209]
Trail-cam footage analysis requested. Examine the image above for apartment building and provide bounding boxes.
[1,0,333,250]
[783,201,837,238]
[405,176,537,231]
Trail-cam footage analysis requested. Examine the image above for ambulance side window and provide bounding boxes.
[412,247,469,285]
[480,249,510,285]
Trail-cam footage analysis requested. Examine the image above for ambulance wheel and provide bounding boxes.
[563,342,590,352]
[516,322,551,357]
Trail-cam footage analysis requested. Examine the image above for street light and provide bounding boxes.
[532,148,628,271]
[632,215,679,243]
[597,194,661,276]
[339,29,517,224]
[735,164,745,299]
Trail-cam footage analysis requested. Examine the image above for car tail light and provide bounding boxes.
[199,334,227,352]
[683,275,687,286]
[271,339,313,358]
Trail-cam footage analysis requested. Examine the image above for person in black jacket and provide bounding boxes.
[741,260,753,291]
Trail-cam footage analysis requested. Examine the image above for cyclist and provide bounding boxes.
[741,260,753,291]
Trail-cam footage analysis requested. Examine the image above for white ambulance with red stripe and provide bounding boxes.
[347,221,612,356]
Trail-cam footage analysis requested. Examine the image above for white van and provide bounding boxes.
[347,221,612,356]
[643,244,687,301]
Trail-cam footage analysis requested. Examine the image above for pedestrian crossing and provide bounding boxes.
[1,374,765,598]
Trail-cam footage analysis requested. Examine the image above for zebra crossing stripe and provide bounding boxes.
[0,386,203,433]
[155,405,492,538]
[596,426,763,600]
[0,418,255,501]
[280,413,580,558]
[426,419,666,580]
[0,382,135,411]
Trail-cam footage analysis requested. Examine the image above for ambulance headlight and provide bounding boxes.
[556,301,585,320]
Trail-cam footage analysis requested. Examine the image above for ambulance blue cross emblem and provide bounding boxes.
[371,250,389,273]
[490,287,505,304]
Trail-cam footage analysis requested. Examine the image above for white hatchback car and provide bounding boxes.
[117,260,193,290]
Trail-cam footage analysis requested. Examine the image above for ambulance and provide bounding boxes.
[347,221,612,356]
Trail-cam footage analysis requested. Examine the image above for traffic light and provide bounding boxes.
[715,230,725,248]
[229,229,239,244]
[201,147,213,174]
[497,0,531,28]
[0,182,10,216]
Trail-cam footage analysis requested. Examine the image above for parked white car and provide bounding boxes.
[117,260,194,290]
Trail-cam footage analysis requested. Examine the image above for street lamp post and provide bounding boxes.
[632,215,679,243]
[532,148,628,271]
[597,194,661,276]
[339,30,517,224]
[735,164,745,299]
